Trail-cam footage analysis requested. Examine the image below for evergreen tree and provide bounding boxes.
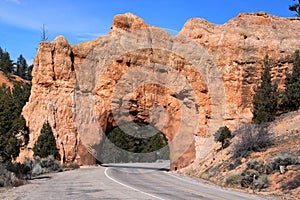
[214,126,232,149]
[100,122,169,163]
[15,55,28,79]
[12,83,31,115]
[282,50,300,111]
[9,115,29,146]
[0,84,17,134]
[289,0,300,17]
[33,121,59,159]
[0,47,3,61]
[253,55,278,124]
[26,64,33,81]
[0,51,13,74]
[0,84,20,162]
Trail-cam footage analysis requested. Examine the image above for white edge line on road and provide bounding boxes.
[104,168,165,200]
[164,172,267,200]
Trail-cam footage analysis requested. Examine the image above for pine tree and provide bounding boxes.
[214,126,232,148]
[12,83,31,115]
[282,50,300,111]
[0,84,17,134]
[15,55,28,79]
[289,0,300,17]
[0,51,13,74]
[253,55,278,124]
[33,121,59,159]
[0,84,20,162]
[26,64,33,81]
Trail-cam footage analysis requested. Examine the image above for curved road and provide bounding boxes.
[1,162,276,200]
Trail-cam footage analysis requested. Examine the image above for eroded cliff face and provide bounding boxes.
[20,12,300,169]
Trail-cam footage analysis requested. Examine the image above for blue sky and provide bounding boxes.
[0,0,297,64]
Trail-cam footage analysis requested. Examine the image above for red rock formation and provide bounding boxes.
[20,12,300,170]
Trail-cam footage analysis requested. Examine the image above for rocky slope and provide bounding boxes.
[0,71,29,88]
[20,12,300,170]
[178,110,300,199]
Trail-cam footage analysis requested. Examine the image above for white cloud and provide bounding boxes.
[161,27,179,36]
[75,32,106,41]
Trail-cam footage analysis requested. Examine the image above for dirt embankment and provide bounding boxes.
[179,110,300,200]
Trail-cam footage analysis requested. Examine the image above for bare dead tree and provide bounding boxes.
[40,24,48,42]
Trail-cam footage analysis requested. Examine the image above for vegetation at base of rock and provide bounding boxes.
[62,162,80,170]
[253,55,278,124]
[99,122,170,163]
[33,121,59,159]
[225,172,243,186]
[232,124,273,159]
[281,50,300,112]
[0,83,31,163]
[213,126,232,149]
[225,153,299,190]
[0,163,27,187]
[270,154,299,170]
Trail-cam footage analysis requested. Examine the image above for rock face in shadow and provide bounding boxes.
[20,12,300,170]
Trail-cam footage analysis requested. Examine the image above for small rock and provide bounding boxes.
[279,165,285,174]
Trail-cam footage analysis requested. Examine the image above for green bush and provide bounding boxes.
[253,174,269,189]
[229,159,271,190]
[225,172,243,186]
[241,169,260,188]
[63,162,80,170]
[270,154,299,171]
[246,160,266,174]
[6,162,30,179]
[214,126,232,149]
[41,155,61,172]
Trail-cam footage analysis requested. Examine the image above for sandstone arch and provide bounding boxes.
[20,12,300,169]
[74,27,225,169]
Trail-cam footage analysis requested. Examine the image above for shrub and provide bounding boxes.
[282,174,300,190]
[227,159,271,190]
[22,156,62,177]
[227,159,242,170]
[246,160,266,174]
[0,163,13,187]
[63,162,80,170]
[5,162,30,179]
[269,154,299,171]
[241,169,260,188]
[253,174,269,189]
[232,124,273,158]
[214,126,232,149]
[225,172,243,186]
[41,155,61,172]
[0,163,28,187]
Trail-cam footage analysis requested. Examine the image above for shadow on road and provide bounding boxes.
[31,176,52,180]
[101,163,170,171]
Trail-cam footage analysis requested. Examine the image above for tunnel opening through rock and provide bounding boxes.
[98,122,170,163]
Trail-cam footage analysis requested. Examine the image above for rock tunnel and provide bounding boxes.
[73,27,226,170]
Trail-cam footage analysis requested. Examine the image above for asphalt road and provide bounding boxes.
[0,162,277,200]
